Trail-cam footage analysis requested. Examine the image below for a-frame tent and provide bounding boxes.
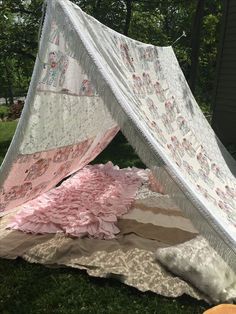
[0,0,236,298]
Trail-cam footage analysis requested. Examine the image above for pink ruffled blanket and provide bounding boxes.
[8,162,147,239]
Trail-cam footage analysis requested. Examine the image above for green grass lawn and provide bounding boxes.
[0,121,210,314]
[0,121,18,164]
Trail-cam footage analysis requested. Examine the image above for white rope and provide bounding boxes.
[37,0,50,66]
[172,31,186,46]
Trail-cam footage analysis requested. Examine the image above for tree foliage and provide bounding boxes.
[0,0,42,103]
[0,0,222,109]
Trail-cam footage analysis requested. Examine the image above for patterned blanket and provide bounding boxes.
[0,181,206,302]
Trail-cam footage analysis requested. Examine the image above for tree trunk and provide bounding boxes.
[93,0,102,18]
[124,0,132,36]
[8,84,14,105]
[189,0,205,93]
[4,63,14,105]
[5,90,8,106]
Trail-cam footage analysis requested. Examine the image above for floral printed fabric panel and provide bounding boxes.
[66,2,236,237]
[0,126,119,212]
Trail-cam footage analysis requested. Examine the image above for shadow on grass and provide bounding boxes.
[0,258,209,314]
[93,132,145,168]
[0,140,12,164]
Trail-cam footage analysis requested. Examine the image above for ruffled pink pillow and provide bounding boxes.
[8,162,147,239]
